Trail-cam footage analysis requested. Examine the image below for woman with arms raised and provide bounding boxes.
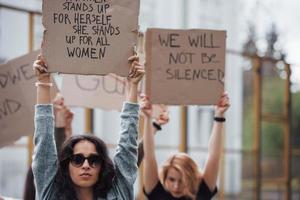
[142,93,230,200]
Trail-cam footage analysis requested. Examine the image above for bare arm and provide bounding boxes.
[126,55,144,103]
[137,104,169,167]
[203,92,230,191]
[137,124,159,167]
[141,96,160,193]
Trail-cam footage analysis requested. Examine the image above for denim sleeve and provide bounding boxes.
[109,102,139,199]
[32,104,58,200]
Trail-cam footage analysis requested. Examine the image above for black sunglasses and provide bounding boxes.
[69,153,102,168]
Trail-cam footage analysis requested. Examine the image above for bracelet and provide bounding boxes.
[35,82,53,87]
[214,117,225,122]
[152,121,162,131]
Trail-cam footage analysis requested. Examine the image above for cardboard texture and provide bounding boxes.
[0,51,58,147]
[42,0,140,76]
[61,73,165,121]
[145,28,226,105]
[61,73,127,111]
[61,32,148,111]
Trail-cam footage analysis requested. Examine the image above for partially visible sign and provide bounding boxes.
[61,73,164,119]
[62,73,128,111]
[0,51,58,147]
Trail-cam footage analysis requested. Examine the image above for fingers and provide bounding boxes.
[217,92,230,109]
[33,55,51,82]
[128,61,144,78]
[66,109,74,120]
[139,93,146,99]
[139,94,152,110]
[33,59,48,74]
[128,55,139,62]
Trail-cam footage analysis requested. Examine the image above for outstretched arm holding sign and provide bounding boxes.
[202,92,230,192]
[137,98,169,167]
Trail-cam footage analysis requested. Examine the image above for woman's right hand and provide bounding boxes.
[33,55,50,82]
[53,93,74,132]
[214,92,230,117]
[155,105,169,126]
[140,94,152,118]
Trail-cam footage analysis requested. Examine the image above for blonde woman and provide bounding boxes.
[141,93,230,200]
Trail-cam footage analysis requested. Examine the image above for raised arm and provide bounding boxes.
[111,55,144,199]
[203,92,230,191]
[137,104,169,167]
[53,93,74,153]
[141,96,161,193]
[31,56,58,199]
[34,55,51,104]
[126,55,144,103]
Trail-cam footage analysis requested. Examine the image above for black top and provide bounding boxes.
[54,127,66,154]
[144,181,217,200]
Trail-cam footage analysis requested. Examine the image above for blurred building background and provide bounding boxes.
[0,0,300,199]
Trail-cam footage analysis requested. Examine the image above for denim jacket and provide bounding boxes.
[32,103,139,200]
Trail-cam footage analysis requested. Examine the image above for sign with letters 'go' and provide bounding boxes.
[146,28,226,105]
[42,0,140,76]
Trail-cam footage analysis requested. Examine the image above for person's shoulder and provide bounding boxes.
[144,181,167,198]
[196,180,218,199]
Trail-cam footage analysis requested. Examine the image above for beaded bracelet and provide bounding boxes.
[35,82,53,87]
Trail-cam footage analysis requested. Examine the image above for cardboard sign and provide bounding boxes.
[61,73,164,119]
[61,73,128,111]
[42,0,140,76]
[145,28,226,105]
[0,51,58,147]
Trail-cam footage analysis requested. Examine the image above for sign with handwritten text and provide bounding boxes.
[61,74,128,111]
[42,0,140,76]
[61,74,165,119]
[145,28,226,105]
[0,51,58,147]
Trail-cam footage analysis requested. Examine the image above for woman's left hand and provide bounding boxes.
[215,92,230,117]
[140,94,152,118]
[127,55,145,85]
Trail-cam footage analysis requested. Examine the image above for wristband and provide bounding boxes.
[152,121,162,131]
[214,117,225,122]
[35,82,53,87]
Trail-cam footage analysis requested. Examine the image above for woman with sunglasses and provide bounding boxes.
[32,55,144,200]
[141,93,230,200]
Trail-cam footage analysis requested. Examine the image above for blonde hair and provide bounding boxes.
[160,153,201,199]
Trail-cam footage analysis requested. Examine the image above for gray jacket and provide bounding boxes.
[32,103,139,200]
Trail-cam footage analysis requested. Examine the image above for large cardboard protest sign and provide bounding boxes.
[0,51,58,147]
[42,0,140,76]
[146,28,226,105]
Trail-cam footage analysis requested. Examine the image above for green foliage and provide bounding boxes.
[243,78,300,154]
[292,91,300,148]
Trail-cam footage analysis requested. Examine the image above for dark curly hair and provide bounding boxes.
[55,134,115,199]
[23,166,35,200]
